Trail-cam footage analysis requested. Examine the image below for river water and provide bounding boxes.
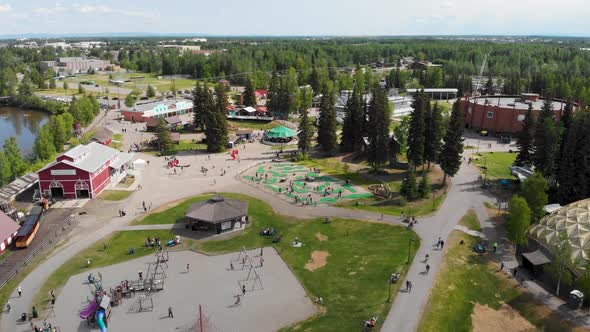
[0,107,50,156]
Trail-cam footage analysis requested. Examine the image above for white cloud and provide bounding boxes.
[0,3,10,12]
[73,4,158,20]
[33,3,67,15]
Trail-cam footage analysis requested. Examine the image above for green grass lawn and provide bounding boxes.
[472,152,516,180]
[98,190,134,201]
[228,119,281,130]
[33,230,178,312]
[41,193,418,331]
[458,210,481,231]
[419,226,581,332]
[299,158,378,187]
[337,192,446,217]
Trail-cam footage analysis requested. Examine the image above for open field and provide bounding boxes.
[63,72,197,93]
[418,228,586,332]
[41,193,418,331]
[472,152,517,180]
[228,119,281,130]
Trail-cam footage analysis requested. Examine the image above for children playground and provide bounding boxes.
[52,248,315,332]
[241,162,373,205]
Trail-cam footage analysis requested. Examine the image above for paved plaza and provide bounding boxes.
[241,162,372,205]
[52,248,315,332]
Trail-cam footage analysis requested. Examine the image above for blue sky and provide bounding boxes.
[0,0,588,36]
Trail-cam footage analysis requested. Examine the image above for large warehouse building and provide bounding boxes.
[462,93,577,135]
[120,100,193,122]
[37,142,133,199]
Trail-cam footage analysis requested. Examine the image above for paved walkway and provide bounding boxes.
[381,153,501,332]
[0,130,580,331]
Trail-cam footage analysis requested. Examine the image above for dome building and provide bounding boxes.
[527,199,590,270]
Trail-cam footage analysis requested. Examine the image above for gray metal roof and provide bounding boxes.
[185,195,248,223]
[109,152,134,169]
[92,126,114,143]
[469,96,568,111]
[0,173,38,203]
[41,142,120,174]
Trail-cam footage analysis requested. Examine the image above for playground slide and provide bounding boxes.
[97,309,107,332]
[80,301,99,319]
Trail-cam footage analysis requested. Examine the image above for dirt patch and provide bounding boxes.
[315,233,328,242]
[305,251,330,272]
[472,303,535,332]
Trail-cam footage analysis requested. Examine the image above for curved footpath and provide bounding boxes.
[1,144,493,332]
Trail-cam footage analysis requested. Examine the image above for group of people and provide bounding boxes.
[145,237,162,248]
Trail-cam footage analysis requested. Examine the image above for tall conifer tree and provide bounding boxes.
[316,85,338,154]
[423,102,442,170]
[439,101,464,187]
[366,84,391,170]
[515,104,536,166]
[407,90,427,167]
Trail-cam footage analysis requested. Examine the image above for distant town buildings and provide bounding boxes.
[40,57,111,74]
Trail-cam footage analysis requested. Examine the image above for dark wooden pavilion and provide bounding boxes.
[185,195,248,234]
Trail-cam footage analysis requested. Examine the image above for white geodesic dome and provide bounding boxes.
[529,199,590,266]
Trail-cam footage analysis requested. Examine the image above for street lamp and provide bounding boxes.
[407,238,415,264]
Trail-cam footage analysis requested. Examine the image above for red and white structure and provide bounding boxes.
[38,142,134,199]
[0,210,20,253]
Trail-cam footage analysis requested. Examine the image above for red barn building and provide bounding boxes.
[0,210,19,253]
[38,142,134,199]
[463,94,577,135]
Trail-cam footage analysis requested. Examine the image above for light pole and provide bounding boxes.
[407,238,415,264]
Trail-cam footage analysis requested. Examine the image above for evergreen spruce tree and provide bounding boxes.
[557,112,586,204]
[192,83,208,131]
[400,165,418,201]
[418,170,431,199]
[340,84,364,153]
[204,87,229,153]
[297,88,313,154]
[533,98,560,176]
[243,79,257,107]
[439,101,464,188]
[309,67,320,94]
[366,84,391,170]
[423,102,442,170]
[156,119,173,152]
[556,100,574,174]
[267,71,281,117]
[316,86,338,154]
[407,90,427,167]
[3,136,27,178]
[515,104,536,166]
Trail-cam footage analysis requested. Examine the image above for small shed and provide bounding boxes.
[165,116,182,129]
[145,117,161,132]
[92,127,114,146]
[185,195,248,234]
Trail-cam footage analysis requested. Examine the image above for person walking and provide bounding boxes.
[493,242,498,253]
[260,257,264,267]
[17,285,22,297]
[500,262,504,271]
[513,267,518,277]
[405,280,410,292]
[186,264,190,273]
[408,281,412,293]
[426,264,430,273]
[242,284,246,296]
[168,306,174,318]
[260,247,263,256]
[6,300,10,312]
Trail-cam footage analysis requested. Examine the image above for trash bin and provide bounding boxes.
[569,290,584,310]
